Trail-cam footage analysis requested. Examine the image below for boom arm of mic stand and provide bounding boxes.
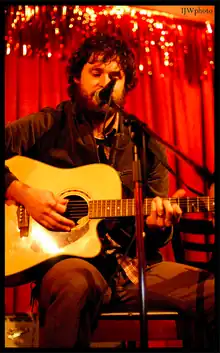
[112,102,213,184]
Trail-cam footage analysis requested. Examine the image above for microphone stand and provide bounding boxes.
[108,100,213,351]
[108,101,149,350]
[129,122,149,351]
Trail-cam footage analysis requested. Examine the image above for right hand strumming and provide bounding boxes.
[5,181,75,232]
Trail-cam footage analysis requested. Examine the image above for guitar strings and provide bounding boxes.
[66,197,214,204]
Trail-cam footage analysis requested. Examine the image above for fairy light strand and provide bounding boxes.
[4,5,214,79]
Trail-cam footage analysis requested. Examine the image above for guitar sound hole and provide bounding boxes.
[64,195,88,224]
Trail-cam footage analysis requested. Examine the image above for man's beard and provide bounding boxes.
[75,85,125,118]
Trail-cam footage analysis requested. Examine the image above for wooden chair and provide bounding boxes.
[91,304,192,350]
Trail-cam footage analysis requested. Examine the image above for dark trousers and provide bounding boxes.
[37,258,215,350]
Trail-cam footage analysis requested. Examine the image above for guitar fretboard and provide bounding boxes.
[88,197,214,219]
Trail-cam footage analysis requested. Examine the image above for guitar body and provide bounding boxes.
[5,157,122,286]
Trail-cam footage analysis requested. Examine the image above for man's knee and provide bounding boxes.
[39,257,108,307]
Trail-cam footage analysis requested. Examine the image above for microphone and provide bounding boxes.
[94,79,117,106]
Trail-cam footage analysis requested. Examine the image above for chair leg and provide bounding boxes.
[126,341,137,349]
[176,316,192,350]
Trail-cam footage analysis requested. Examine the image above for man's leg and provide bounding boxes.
[113,261,215,351]
[37,257,111,348]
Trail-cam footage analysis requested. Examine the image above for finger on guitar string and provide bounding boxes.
[171,203,182,224]
[46,209,75,229]
[54,196,69,214]
[154,196,165,227]
[162,199,174,227]
[146,197,165,228]
[41,214,73,232]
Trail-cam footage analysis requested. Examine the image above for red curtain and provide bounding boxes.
[5,28,214,313]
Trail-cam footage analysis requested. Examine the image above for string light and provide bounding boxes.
[62,6,67,16]
[206,21,212,33]
[6,44,10,55]
[23,44,27,56]
[4,5,214,79]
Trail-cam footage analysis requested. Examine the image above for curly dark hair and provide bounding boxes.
[67,33,138,100]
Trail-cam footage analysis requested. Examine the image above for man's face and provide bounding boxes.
[74,54,126,114]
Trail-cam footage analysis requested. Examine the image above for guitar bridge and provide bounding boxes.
[17,205,29,238]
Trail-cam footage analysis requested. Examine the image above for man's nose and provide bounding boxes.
[100,74,111,87]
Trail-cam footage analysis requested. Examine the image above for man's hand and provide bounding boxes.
[146,189,186,229]
[6,181,75,231]
[209,182,215,227]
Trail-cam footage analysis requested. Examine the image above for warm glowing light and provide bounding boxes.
[31,226,64,254]
[206,22,212,33]
[148,71,152,75]
[139,64,144,71]
[25,6,32,20]
[203,70,208,75]
[6,45,10,55]
[131,9,136,17]
[62,6,67,16]
[140,9,147,15]
[23,44,27,56]
[4,3,214,73]
[132,22,138,32]
[154,22,163,29]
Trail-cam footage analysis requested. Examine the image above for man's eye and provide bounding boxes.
[110,74,121,80]
[92,71,101,77]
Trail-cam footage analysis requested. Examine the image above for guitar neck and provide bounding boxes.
[88,196,215,219]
